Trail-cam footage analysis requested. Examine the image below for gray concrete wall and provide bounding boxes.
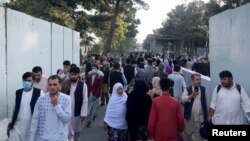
[209,3,250,96]
[0,7,80,122]
[73,31,80,65]
[51,23,64,75]
[0,6,7,121]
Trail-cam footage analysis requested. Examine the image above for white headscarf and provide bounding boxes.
[104,83,128,129]
[151,77,162,95]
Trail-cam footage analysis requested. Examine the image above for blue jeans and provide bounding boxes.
[85,94,99,123]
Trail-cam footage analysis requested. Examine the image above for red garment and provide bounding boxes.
[86,73,103,98]
[148,93,185,141]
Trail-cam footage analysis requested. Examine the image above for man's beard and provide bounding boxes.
[71,79,78,83]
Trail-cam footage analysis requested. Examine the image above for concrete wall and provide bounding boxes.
[51,23,64,74]
[63,28,73,61]
[0,6,7,121]
[209,3,250,96]
[0,7,80,122]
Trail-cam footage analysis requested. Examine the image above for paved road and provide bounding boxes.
[80,105,108,141]
[2,105,108,141]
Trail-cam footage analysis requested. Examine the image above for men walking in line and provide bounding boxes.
[208,70,250,125]
[181,73,208,141]
[32,66,48,92]
[29,75,71,141]
[61,66,88,141]
[7,72,43,141]
[85,63,104,127]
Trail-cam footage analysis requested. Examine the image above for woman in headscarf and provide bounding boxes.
[104,83,129,141]
[126,80,152,141]
[148,77,162,99]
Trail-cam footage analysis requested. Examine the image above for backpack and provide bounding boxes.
[217,83,241,94]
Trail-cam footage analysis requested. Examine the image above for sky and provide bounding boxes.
[135,0,209,43]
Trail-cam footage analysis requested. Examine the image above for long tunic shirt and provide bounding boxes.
[210,83,250,124]
[33,76,48,93]
[69,82,88,134]
[148,93,185,141]
[9,90,32,141]
[9,89,43,141]
[29,93,71,141]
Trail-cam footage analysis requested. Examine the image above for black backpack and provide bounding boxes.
[217,83,241,94]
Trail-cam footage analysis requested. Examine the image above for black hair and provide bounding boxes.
[126,58,131,64]
[113,62,120,70]
[147,58,153,65]
[56,69,61,75]
[169,79,174,96]
[70,66,80,73]
[131,60,137,64]
[173,65,181,72]
[219,70,233,78]
[71,63,77,68]
[159,78,172,91]
[63,60,71,66]
[22,72,35,80]
[138,63,145,69]
[32,66,42,73]
[48,75,62,84]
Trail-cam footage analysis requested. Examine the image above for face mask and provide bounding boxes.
[23,81,32,90]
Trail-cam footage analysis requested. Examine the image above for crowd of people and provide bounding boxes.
[6,51,250,141]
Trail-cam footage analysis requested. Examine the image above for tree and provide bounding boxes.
[102,0,148,55]
[147,0,208,55]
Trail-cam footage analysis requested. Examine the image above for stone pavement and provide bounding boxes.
[80,105,108,141]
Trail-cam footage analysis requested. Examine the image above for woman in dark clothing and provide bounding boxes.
[126,80,152,141]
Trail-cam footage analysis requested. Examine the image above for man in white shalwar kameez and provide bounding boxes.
[7,72,43,141]
[29,75,71,141]
[61,66,88,141]
[208,70,250,125]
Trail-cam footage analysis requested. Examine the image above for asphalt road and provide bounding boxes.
[80,105,108,141]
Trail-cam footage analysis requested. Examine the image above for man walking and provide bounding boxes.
[168,65,186,101]
[32,66,48,92]
[208,70,250,125]
[85,63,104,127]
[61,66,88,141]
[181,73,208,141]
[7,72,43,141]
[148,78,185,141]
[29,75,71,141]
